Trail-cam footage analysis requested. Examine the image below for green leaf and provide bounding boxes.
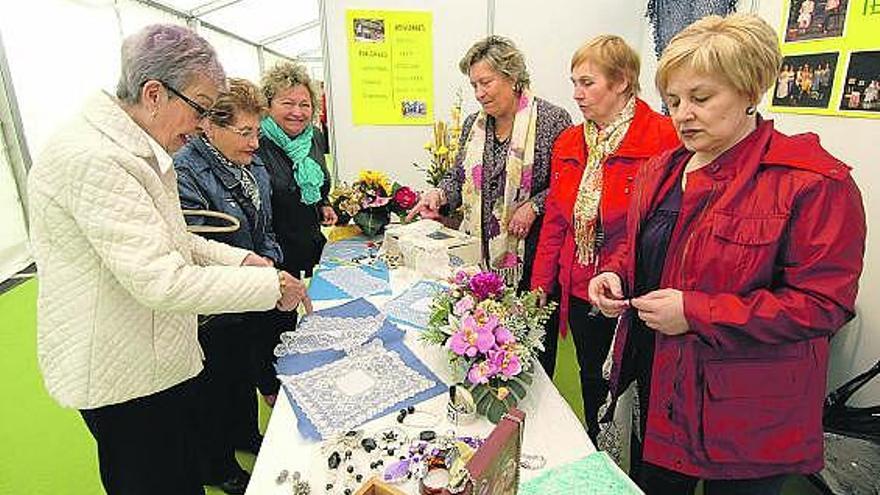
[487,398,507,424]
[507,379,527,402]
[517,372,533,386]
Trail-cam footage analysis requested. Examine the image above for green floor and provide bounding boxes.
[0,280,819,494]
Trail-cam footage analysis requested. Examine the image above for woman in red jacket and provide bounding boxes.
[530,35,678,444]
[590,14,866,495]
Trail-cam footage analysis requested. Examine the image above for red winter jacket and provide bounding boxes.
[601,118,866,479]
[531,99,678,336]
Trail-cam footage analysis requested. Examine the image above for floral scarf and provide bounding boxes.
[460,90,538,286]
[573,96,635,265]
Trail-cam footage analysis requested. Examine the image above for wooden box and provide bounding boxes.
[353,476,408,495]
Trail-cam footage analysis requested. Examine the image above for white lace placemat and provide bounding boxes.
[384,281,444,329]
[319,265,389,299]
[273,313,386,357]
[280,340,437,438]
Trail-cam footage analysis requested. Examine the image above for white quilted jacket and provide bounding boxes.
[28,92,281,409]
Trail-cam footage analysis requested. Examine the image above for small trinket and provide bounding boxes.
[328,451,341,469]
[419,430,437,442]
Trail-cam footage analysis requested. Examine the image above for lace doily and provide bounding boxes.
[280,340,437,438]
[321,240,371,263]
[273,313,387,357]
[519,451,642,495]
[384,281,445,329]
[319,266,389,299]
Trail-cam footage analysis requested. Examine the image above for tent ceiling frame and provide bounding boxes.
[189,0,245,17]
[132,0,310,63]
[260,19,321,46]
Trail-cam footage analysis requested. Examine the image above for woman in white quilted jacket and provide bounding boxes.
[27,24,307,495]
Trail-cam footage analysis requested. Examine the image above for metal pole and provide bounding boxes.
[318,0,338,184]
[487,0,496,35]
[0,31,32,227]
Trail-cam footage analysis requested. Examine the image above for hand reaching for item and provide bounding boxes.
[507,202,537,239]
[406,189,443,221]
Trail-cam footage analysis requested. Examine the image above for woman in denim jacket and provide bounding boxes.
[174,78,279,494]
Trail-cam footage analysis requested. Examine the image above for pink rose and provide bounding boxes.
[393,186,418,209]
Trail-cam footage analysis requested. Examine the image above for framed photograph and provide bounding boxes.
[839,51,880,112]
[353,18,385,42]
[772,52,839,108]
[784,0,848,42]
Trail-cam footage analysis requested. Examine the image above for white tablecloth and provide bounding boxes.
[245,267,595,494]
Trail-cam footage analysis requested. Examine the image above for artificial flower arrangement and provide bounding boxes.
[420,267,557,423]
[330,169,418,237]
[413,90,463,187]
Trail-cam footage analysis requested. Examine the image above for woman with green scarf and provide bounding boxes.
[254,62,334,404]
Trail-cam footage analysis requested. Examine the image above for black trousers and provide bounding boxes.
[539,295,616,444]
[637,462,787,495]
[80,379,204,495]
[192,315,254,482]
[251,308,297,397]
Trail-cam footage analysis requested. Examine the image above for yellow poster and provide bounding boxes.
[771,0,880,118]
[346,10,433,125]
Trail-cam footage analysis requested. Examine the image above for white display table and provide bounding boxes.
[246,267,594,495]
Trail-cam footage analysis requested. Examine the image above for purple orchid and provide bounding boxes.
[453,295,475,316]
[467,359,499,384]
[494,325,514,346]
[489,348,523,378]
[448,315,496,358]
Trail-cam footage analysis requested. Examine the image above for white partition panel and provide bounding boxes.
[493,0,649,124]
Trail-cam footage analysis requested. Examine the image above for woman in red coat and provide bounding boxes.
[590,14,866,495]
[530,35,678,444]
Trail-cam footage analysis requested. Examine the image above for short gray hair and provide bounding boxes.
[116,24,226,105]
[459,36,530,92]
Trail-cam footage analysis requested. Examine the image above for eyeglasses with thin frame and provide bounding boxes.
[222,124,260,141]
[159,80,210,118]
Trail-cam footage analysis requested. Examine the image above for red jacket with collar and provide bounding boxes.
[601,119,866,479]
[530,99,678,335]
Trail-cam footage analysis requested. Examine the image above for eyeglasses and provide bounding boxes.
[222,124,260,141]
[159,80,210,118]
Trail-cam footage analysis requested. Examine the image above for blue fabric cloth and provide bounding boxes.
[275,299,447,440]
[307,261,391,301]
[646,0,738,59]
[384,280,447,330]
[174,137,283,262]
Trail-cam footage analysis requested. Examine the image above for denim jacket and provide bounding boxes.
[174,136,283,263]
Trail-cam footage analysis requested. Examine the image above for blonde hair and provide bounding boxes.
[207,78,266,127]
[260,61,321,122]
[571,35,641,95]
[459,35,530,92]
[656,13,782,104]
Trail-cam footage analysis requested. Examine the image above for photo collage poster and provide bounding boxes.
[772,0,880,118]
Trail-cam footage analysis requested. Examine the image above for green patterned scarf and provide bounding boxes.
[260,116,324,205]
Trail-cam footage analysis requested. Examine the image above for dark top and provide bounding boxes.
[630,169,683,429]
[255,128,331,277]
[174,136,282,263]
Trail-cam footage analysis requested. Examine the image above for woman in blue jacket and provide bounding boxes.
[174,78,279,494]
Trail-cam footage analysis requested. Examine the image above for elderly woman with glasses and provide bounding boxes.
[28,25,306,495]
[590,14,865,494]
[174,78,278,494]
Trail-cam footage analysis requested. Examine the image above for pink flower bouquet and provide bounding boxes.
[420,268,556,423]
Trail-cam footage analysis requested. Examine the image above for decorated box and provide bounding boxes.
[381,219,481,278]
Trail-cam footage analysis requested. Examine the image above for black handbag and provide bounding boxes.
[809,359,880,495]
